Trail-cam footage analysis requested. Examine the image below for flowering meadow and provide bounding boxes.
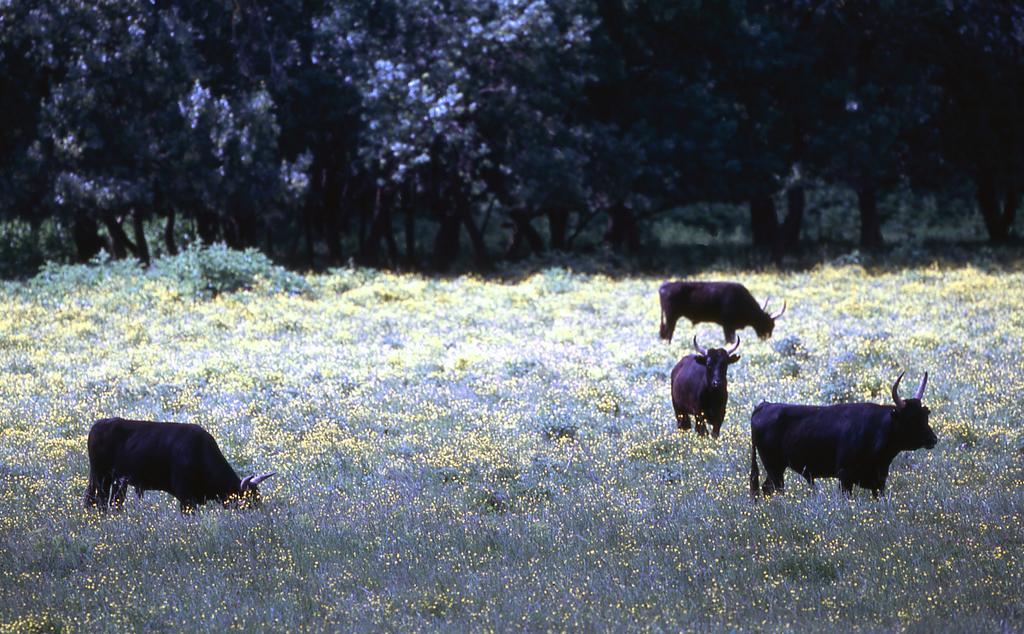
[1,247,1022,631]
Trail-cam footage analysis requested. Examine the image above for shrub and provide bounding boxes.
[150,243,312,298]
[30,251,140,294]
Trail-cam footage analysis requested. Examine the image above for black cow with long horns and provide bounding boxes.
[659,281,785,344]
[670,335,742,438]
[749,372,936,498]
[84,417,276,513]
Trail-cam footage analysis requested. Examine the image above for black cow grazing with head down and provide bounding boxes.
[750,372,936,498]
[659,281,785,344]
[670,335,741,438]
[84,417,275,513]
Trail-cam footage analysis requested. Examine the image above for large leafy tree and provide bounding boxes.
[2,0,1021,273]
[930,2,1024,243]
[313,0,594,268]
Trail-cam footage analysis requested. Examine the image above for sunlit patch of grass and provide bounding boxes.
[0,255,1022,630]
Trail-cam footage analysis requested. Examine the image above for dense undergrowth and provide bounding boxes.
[1,247,1022,631]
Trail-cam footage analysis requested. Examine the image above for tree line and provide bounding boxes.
[1,0,1021,270]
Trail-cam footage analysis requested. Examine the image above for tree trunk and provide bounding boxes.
[322,168,344,265]
[303,201,316,267]
[749,195,777,247]
[504,213,546,260]
[781,185,804,248]
[516,211,546,256]
[196,210,219,244]
[770,187,804,264]
[548,207,568,251]
[164,208,178,255]
[604,202,639,251]
[404,190,417,269]
[383,207,399,266]
[1003,187,1018,239]
[857,183,883,248]
[457,193,490,269]
[71,214,105,262]
[976,171,1013,243]
[359,187,387,267]
[132,210,151,267]
[373,188,399,266]
[432,213,461,270]
[237,211,260,248]
[101,215,135,259]
[357,186,372,252]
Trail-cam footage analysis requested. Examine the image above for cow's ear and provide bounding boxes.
[728,354,741,364]
[694,356,707,366]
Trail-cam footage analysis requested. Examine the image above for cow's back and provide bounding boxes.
[688,282,754,321]
[706,282,759,315]
[751,403,893,478]
[87,418,236,499]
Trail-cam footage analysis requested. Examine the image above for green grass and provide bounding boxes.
[1,252,1023,631]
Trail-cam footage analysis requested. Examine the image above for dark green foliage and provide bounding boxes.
[27,242,310,300]
[1,1,1021,275]
[150,243,312,298]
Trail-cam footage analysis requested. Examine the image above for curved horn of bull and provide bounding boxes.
[692,335,708,356]
[761,296,770,311]
[250,472,276,486]
[770,300,787,320]
[891,371,906,408]
[727,334,741,355]
[914,372,928,400]
[241,472,276,490]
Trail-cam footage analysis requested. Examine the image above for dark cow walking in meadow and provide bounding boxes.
[670,335,741,438]
[84,417,275,513]
[659,281,785,344]
[749,372,936,498]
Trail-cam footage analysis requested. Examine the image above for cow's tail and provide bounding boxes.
[658,285,669,341]
[749,401,767,498]
[84,472,99,509]
[749,437,760,498]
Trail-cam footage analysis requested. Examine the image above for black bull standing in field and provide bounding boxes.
[670,335,741,438]
[84,417,275,512]
[659,281,786,344]
[749,372,936,498]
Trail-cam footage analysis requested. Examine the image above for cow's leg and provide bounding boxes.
[709,411,725,439]
[695,414,708,436]
[838,478,855,498]
[870,477,887,500]
[762,469,785,495]
[671,391,691,431]
[800,466,815,487]
[83,472,103,509]
[871,469,889,499]
[837,467,857,497]
[111,477,129,511]
[723,326,737,345]
[662,315,682,342]
[760,458,785,495]
[88,473,116,511]
[675,411,691,431]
